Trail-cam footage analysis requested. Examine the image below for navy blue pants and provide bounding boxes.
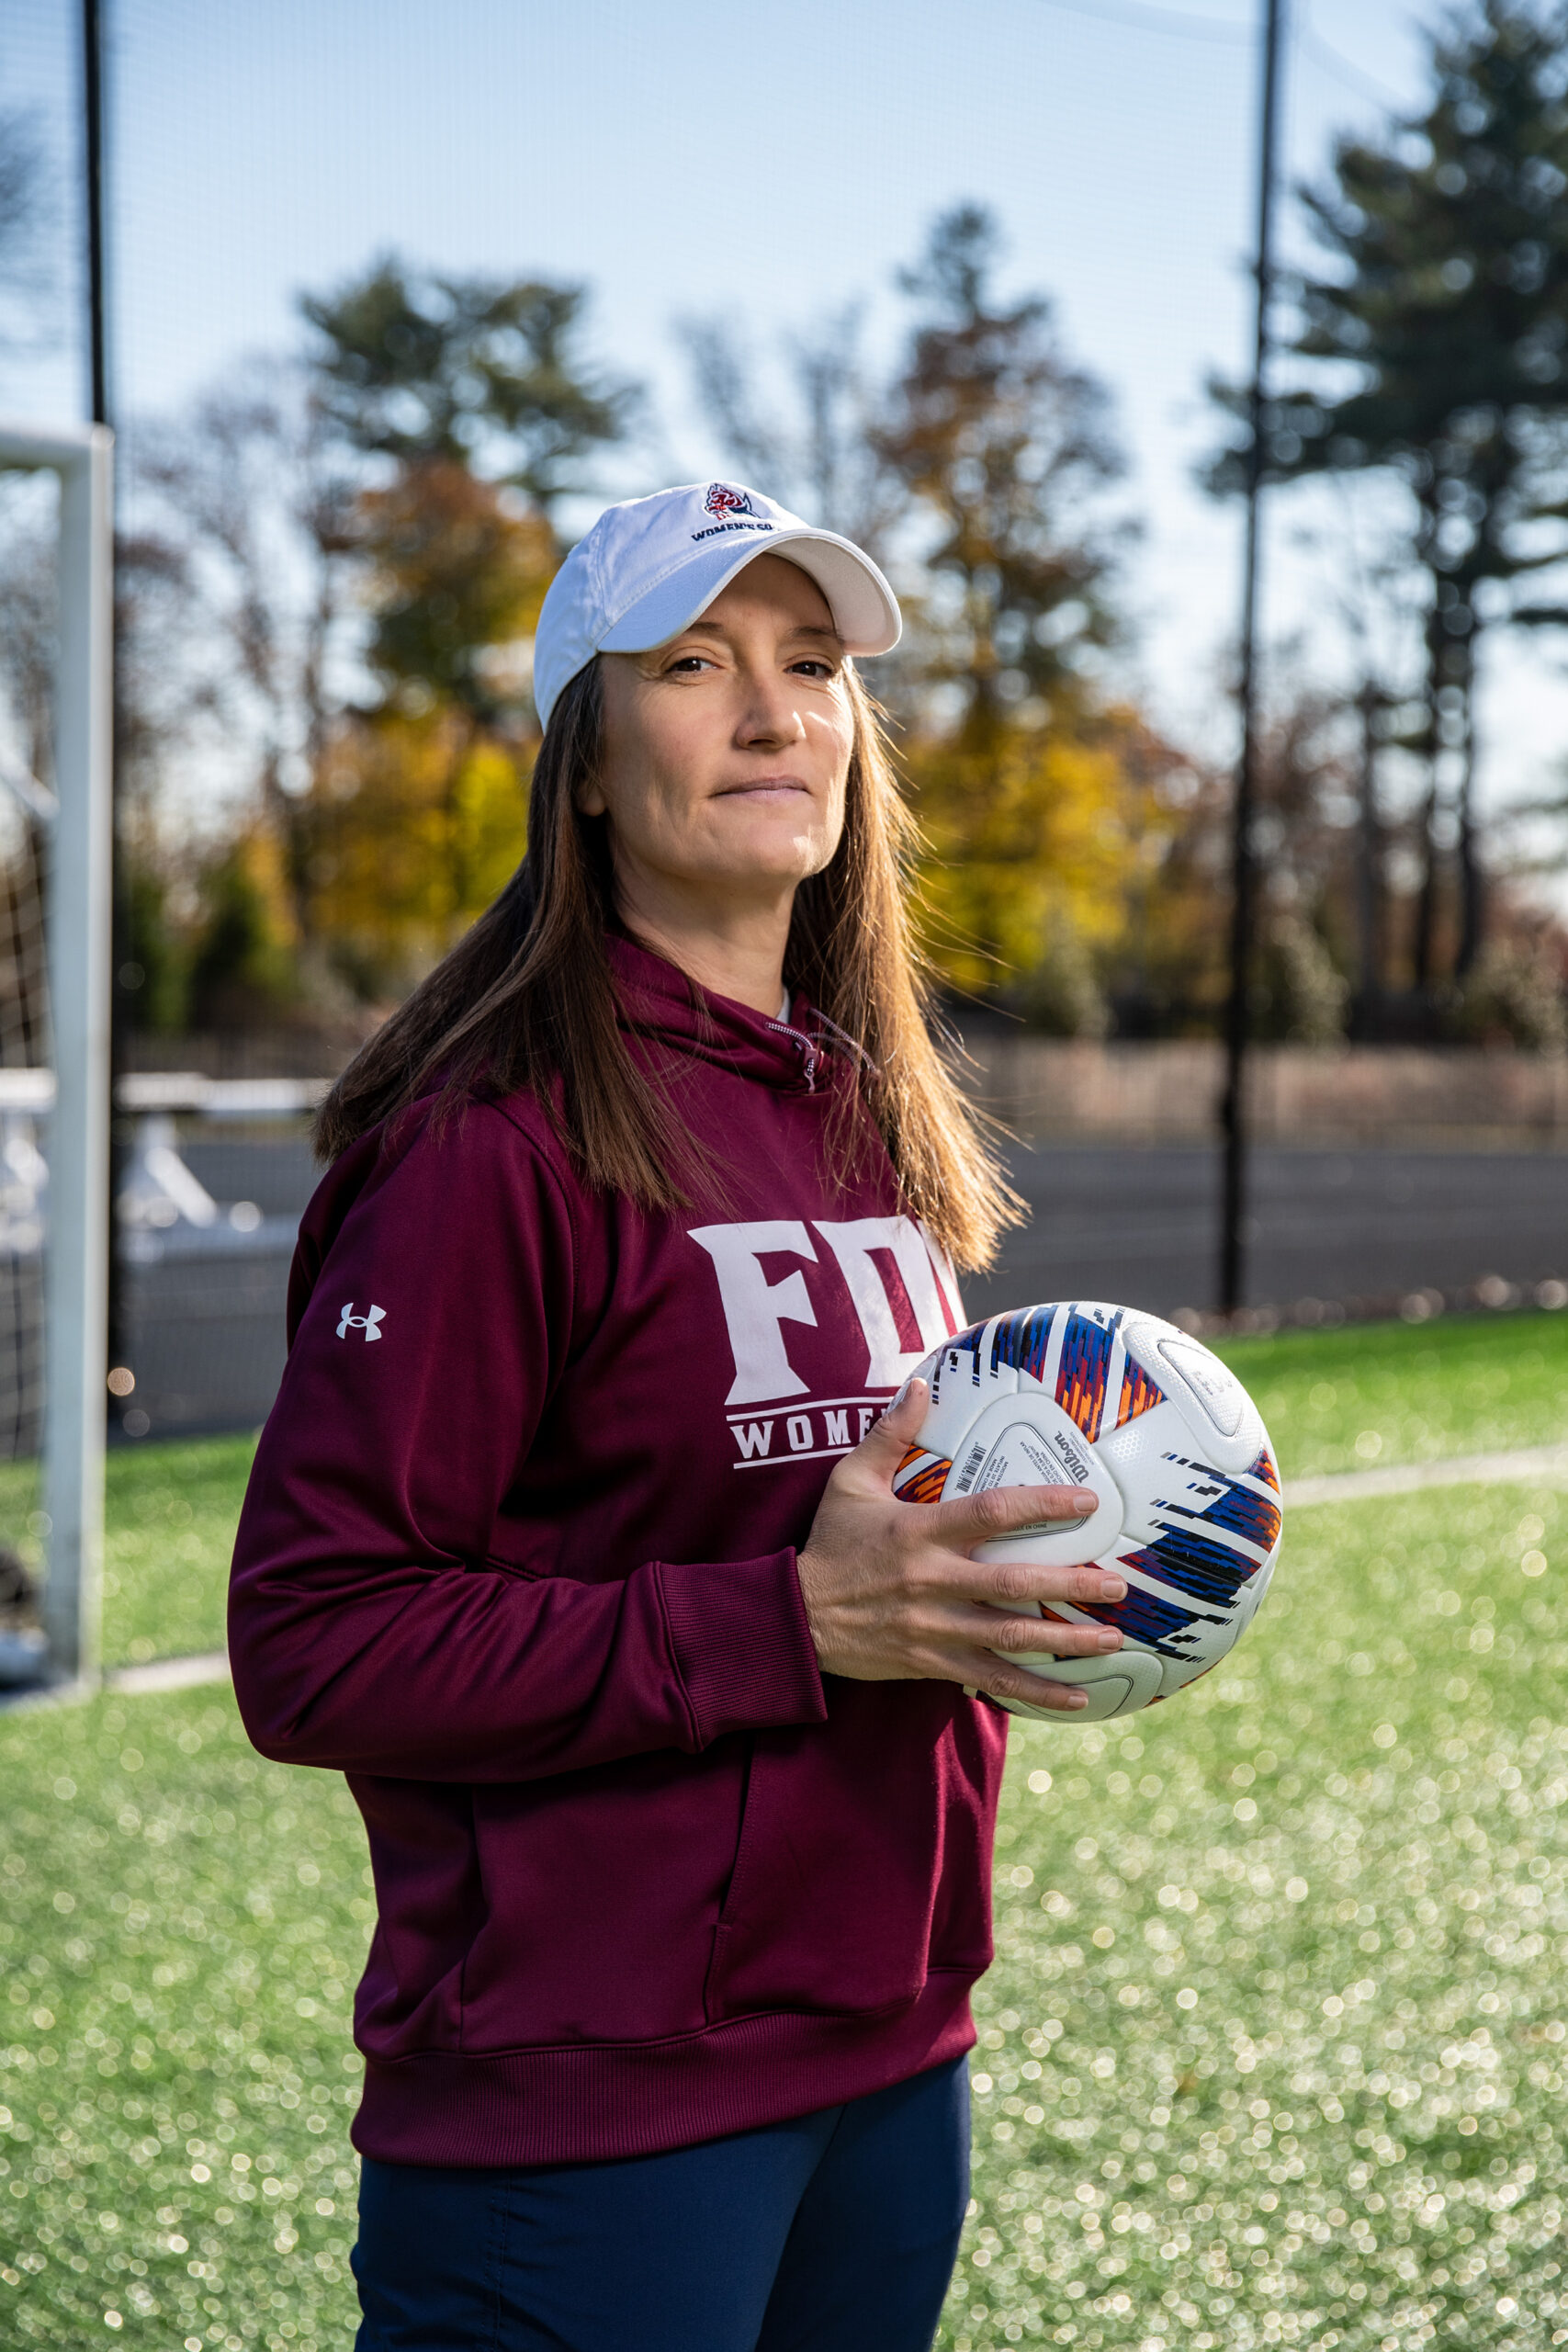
[352,2054,969,2352]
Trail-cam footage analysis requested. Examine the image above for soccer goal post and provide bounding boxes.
[0,423,114,1688]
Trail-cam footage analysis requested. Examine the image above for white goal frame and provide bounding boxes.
[0,423,114,1686]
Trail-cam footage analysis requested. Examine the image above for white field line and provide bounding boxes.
[0,1648,231,1712]
[107,1648,230,1694]
[1284,1442,1568,1510]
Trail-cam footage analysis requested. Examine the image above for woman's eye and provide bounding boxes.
[665,655,712,675]
[790,659,837,679]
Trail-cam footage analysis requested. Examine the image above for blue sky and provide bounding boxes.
[6,0,1566,828]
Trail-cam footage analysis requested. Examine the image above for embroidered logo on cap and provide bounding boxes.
[704,482,755,521]
[691,481,775,544]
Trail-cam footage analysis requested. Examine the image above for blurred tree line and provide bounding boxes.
[1,0,1566,1060]
[1209,0,1568,1045]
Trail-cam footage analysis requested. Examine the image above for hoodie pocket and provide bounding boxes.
[457,1745,748,2052]
[703,1688,1002,2023]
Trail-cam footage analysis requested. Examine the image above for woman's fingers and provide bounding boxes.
[922,1479,1100,1552]
[843,1399,1100,1569]
[976,1665,1091,1713]
[850,1376,931,1482]
[976,1606,1122,1658]
[919,1642,1095,1712]
[799,1382,1137,1699]
[930,1554,1128,1613]
[907,1600,1120,1664]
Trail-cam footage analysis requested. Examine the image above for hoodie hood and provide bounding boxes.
[607,931,852,1097]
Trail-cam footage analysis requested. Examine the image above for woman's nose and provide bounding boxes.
[734,677,807,746]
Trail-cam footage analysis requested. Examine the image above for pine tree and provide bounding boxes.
[299,257,637,513]
[1210,0,1568,988]
[875,205,1125,739]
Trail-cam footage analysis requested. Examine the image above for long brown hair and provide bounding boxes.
[315,657,1021,1268]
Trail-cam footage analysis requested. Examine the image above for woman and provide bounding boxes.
[230,480,1131,2352]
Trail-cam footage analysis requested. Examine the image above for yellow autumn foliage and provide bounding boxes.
[902,700,1178,1006]
[308,710,529,989]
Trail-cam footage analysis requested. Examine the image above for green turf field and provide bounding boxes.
[1214,1308,1568,1481]
[953,1476,1567,2351]
[0,1310,1564,2348]
[0,1434,258,1671]
[102,1439,262,1669]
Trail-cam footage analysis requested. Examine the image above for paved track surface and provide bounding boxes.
[186,1136,1568,1319]
[966,1143,1568,1322]
[114,1138,1567,1437]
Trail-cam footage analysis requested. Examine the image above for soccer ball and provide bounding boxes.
[893,1301,1282,1722]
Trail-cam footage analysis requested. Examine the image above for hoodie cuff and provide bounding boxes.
[657,1550,828,1747]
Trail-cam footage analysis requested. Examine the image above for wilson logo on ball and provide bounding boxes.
[893,1299,1282,1723]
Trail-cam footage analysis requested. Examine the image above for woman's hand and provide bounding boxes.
[795,1378,1127,1714]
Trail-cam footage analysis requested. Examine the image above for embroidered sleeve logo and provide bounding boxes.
[336,1303,387,1341]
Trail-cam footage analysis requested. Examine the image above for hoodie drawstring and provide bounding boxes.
[766,1020,821,1091]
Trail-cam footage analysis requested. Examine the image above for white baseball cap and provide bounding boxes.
[532,481,902,729]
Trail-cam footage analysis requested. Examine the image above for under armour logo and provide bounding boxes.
[337,1302,386,1341]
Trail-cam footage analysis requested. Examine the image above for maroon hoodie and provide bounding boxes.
[229,935,1007,2168]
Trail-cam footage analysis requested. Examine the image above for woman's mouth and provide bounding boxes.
[716,779,810,803]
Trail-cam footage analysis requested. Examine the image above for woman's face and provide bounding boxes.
[585,554,854,915]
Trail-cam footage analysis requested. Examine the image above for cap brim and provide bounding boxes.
[597,526,901,660]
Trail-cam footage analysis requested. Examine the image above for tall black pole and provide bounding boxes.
[1219,0,1286,1318]
[83,0,128,1421]
[83,0,109,428]
[1354,680,1382,1033]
